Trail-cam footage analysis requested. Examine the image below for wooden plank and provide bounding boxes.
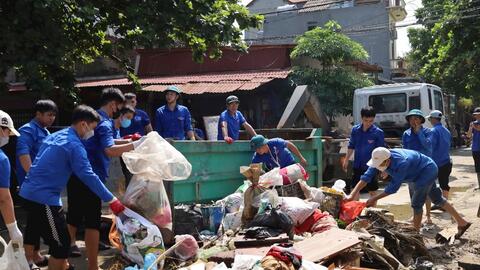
[277,85,309,128]
[233,234,289,248]
[294,228,361,262]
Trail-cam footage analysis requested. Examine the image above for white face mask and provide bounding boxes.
[0,136,8,147]
[377,165,388,172]
[82,124,95,140]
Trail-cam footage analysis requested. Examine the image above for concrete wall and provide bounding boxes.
[246,2,393,78]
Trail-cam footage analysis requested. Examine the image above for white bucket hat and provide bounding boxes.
[367,147,391,169]
[0,110,20,136]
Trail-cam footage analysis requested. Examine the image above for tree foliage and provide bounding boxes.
[290,21,373,119]
[0,0,262,96]
[407,0,480,98]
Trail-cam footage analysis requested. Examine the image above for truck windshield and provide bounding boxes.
[434,90,443,111]
[369,93,407,113]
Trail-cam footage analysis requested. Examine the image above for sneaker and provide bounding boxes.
[69,245,81,258]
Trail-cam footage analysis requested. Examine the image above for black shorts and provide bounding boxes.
[66,175,102,230]
[473,151,480,173]
[19,197,41,250]
[23,198,70,259]
[438,162,452,191]
[351,168,379,193]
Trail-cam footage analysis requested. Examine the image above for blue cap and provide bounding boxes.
[250,135,268,150]
[165,85,181,95]
[406,109,425,123]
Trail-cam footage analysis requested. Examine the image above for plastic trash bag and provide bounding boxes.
[248,205,294,234]
[222,211,243,231]
[232,255,263,270]
[0,236,29,270]
[174,235,199,261]
[280,197,320,225]
[339,201,366,224]
[241,164,266,224]
[279,163,309,185]
[123,176,172,230]
[216,192,244,213]
[116,208,165,266]
[122,131,191,181]
[258,168,284,188]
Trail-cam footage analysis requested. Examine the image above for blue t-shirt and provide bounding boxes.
[361,149,437,194]
[402,126,432,157]
[430,123,451,167]
[83,110,115,182]
[217,110,246,140]
[251,138,295,170]
[120,109,150,137]
[154,104,193,140]
[0,149,10,188]
[15,119,50,185]
[348,124,384,170]
[194,128,205,140]
[472,121,480,151]
[19,127,114,206]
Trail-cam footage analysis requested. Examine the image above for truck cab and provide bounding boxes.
[353,83,446,137]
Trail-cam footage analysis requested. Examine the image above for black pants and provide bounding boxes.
[473,151,480,172]
[66,175,102,230]
[349,168,379,193]
[438,162,452,191]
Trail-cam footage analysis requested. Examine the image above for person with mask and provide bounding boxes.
[0,110,25,262]
[347,147,471,235]
[250,135,307,171]
[19,105,127,270]
[113,105,136,139]
[16,100,57,268]
[66,88,144,270]
[217,95,256,143]
[154,86,195,140]
[467,107,480,190]
[120,92,152,136]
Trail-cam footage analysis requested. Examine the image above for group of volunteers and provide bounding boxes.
[343,106,472,236]
[0,86,310,270]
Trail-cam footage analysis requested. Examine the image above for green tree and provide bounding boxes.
[408,0,480,98]
[290,21,373,120]
[0,0,262,97]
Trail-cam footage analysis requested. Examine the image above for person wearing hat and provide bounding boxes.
[347,147,471,235]
[15,100,57,267]
[427,110,452,202]
[250,135,307,171]
[154,85,195,140]
[19,105,126,270]
[0,110,24,255]
[218,95,256,143]
[402,109,433,223]
[467,107,480,189]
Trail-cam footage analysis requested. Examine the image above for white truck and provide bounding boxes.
[353,83,447,137]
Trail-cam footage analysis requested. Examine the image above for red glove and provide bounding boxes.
[224,136,234,144]
[131,133,142,141]
[122,134,133,140]
[109,199,125,216]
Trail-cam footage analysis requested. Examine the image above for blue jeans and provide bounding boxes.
[410,165,446,214]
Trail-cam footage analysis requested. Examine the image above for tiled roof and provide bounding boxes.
[300,0,342,12]
[75,69,290,94]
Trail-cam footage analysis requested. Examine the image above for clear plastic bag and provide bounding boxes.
[258,168,284,188]
[0,236,29,270]
[123,175,172,230]
[122,131,192,181]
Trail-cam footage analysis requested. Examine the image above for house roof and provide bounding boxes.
[299,0,341,12]
[246,0,307,7]
[75,69,291,94]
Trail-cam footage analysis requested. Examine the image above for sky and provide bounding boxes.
[241,0,423,57]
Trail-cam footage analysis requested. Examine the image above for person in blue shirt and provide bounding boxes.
[342,107,384,196]
[467,107,480,190]
[113,105,136,139]
[402,109,434,223]
[120,92,153,136]
[66,88,144,269]
[250,135,307,171]
[15,99,57,267]
[192,118,205,140]
[155,86,195,140]
[19,105,126,270]
[0,110,24,259]
[427,110,452,201]
[217,95,256,143]
[347,147,471,235]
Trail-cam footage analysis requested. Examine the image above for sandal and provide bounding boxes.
[34,255,49,267]
[455,222,472,239]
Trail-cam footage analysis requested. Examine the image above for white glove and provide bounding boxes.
[6,221,23,248]
[131,136,147,149]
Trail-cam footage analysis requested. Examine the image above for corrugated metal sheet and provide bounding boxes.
[76,69,290,94]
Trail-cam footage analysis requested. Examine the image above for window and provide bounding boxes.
[369,93,407,113]
[434,90,444,111]
[409,95,420,110]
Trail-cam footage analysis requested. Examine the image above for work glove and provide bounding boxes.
[224,136,234,144]
[109,198,126,216]
[131,135,147,149]
[122,133,142,141]
[6,221,23,248]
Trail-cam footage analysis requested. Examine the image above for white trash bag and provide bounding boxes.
[0,236,29,270]
[116,208,165,266]
[122,132,192,181]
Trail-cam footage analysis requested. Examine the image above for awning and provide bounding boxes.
[75,69,291,94]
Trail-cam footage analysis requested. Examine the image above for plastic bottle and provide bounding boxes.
[143,253,157,270]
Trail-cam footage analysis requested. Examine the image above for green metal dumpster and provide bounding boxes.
[169,129,322,203]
